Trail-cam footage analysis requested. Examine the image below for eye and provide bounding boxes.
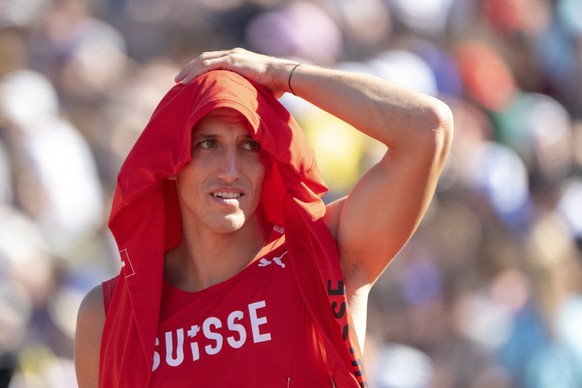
[198,139,219,149]
[241,139,261,151]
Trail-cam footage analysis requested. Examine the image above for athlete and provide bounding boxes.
[75,48,453,387]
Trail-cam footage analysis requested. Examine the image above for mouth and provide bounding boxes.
[212,192,243,199]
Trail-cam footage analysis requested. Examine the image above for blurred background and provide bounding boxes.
[0,0,581,387]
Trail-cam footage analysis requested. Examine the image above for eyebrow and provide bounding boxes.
[192,132,255,141]
[192,132,215,139]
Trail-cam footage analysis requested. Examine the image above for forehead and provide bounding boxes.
[194,108,250,133]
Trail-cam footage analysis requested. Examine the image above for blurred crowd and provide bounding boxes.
[0,0,581,387]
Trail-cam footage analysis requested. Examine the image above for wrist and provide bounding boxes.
[287,63,301,95]
[267,60,302,95]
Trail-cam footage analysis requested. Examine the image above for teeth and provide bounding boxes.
[213,192,241,199]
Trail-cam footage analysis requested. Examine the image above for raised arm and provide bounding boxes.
[175,48,454,289]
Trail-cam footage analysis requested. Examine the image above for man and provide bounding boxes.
[75,48,453,387]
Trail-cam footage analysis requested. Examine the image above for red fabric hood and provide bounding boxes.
[101,70,367,387]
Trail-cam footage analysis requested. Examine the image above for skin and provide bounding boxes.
[75,48,454,387]
[164,108,272,292]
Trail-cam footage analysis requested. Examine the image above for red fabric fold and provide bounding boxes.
[100,70,367,387]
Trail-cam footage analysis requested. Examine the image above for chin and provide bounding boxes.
[217,215,247,233]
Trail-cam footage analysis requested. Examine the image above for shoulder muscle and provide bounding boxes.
[75,285,105,388]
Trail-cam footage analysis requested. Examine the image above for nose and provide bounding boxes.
[216,147,240,182]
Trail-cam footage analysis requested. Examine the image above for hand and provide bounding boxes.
[174,48,299,98]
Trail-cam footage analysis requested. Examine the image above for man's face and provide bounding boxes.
[176,108,268,235]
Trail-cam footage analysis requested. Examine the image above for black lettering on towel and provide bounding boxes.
[326,280,367,386]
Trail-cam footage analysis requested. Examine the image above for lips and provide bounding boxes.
[210,191,245,207]
[212,192,242,199]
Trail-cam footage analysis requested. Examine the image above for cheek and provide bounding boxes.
[176,165,203,198]
[257,158,271,189]
[258,154,272,182]
[256,158,273,193]
[247,162,267,207]
[246,153,269,184]
[252,167,266,199]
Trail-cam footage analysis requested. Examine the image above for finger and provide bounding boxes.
[177,59,221,84]
[174,64,192,84]
[174,50,233,84]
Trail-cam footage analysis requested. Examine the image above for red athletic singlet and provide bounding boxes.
[105,240,333,387]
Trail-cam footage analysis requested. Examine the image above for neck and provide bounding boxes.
[164,216,271,292]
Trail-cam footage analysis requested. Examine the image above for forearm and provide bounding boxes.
[175,48,453,157]
[284,63,452,152]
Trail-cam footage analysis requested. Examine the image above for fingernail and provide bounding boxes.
[174,71,185,83]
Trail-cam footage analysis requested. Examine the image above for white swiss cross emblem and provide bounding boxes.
[120,249,135,278]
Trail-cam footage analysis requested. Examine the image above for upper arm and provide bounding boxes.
[326,101,453,288]
[75,284,105,388]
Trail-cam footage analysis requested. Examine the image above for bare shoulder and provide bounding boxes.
[77,284,105,327]
[75,284,105,388]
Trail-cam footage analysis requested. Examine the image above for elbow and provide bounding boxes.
[427,98,454,140]
[425,98,454,166]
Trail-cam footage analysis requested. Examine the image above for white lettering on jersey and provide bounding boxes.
[248,301,271,343]
[152,337,161,372]
[226,310,246,348]
[187,325,201,361]
[165,329,185,367]
[153,300,272,370]
[203,317,223,355]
